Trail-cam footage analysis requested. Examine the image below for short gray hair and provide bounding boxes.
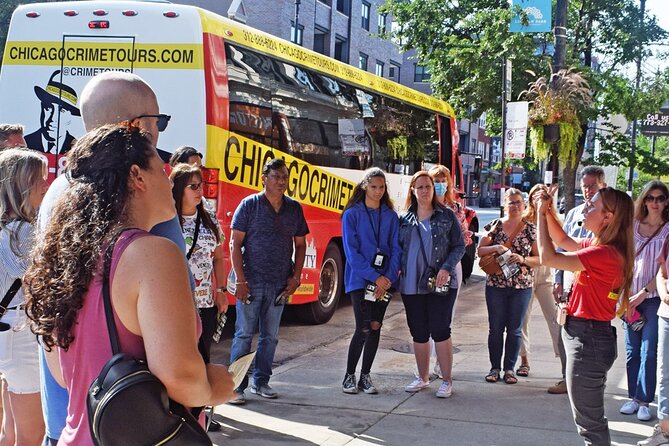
[581,166,605,184]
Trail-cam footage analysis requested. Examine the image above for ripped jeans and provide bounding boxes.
[345,289,390,375]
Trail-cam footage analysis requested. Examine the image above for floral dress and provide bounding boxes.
[483,219,536,289]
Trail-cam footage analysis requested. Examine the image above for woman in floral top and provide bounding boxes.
[477,188,539,384]
[170,163,227,360]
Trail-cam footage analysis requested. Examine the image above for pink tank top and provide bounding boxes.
[58,229,148,445]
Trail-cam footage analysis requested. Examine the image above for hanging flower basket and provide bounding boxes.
[543,124,560,143]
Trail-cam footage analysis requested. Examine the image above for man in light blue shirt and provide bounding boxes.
[549,165,606,395]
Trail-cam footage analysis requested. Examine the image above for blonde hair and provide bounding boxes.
[0,147,46,254]
[428,164,456,205]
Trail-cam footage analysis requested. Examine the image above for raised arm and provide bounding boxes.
[537,209,585,272]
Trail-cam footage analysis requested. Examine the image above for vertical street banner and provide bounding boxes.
[505,101,529,159]
[510,0,552,33]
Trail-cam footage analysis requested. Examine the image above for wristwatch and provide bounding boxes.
[216,286,226,293]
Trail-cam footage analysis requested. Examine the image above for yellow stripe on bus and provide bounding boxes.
[2,41,203,69]
[198,9,454,118]
[207,126,356,214]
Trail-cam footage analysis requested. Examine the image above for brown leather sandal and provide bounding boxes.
[516,365,530,377]
[503,371,518,384]
[485,369,501,383]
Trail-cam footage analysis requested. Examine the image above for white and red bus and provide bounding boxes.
[0,1,479,323]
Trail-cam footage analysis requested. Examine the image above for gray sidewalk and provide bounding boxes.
[210,273,657,446]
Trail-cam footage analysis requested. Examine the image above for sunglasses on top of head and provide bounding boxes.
[135,114,171,132]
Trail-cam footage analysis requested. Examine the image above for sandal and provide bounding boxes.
[516,365,530,377]
[485,369,501,383]
[503,371,518,384]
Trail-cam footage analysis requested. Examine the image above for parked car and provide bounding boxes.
[558,193,584,214]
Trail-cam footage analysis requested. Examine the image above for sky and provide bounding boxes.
[645,0,669,73]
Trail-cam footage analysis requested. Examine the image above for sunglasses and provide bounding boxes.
[644,195,667,204]
[135,114,171,132]
[186,182,202,191]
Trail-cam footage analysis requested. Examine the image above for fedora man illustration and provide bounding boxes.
[25,70,80,154]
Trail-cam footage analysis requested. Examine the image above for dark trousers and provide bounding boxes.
[485,286,533,371]
[198,306,218,362]
[563,316,617,446]
[401,289,458,343]
[346,290,390,375]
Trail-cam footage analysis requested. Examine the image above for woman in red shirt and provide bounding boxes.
[536,187,634,446]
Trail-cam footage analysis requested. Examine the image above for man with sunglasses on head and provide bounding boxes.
[34,72,212,444]
[548,165,607,395]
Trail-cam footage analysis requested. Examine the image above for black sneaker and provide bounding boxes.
[358,373,378,394]
[342,373,358,394]
[207,418,222,432]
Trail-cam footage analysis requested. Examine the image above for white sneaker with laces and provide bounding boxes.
[638,405,653,421]
[405,378,430,392]
[435,380,453,398]
[620,400,640,415]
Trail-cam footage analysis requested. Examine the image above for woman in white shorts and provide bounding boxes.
[0,148,48,445]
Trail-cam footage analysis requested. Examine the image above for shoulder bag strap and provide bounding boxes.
[636,222,666,256]
[186,210,202,260]
[0,279,22,319]
[415,224,430,266]
[102,236,122,355]
[502,221,525,249]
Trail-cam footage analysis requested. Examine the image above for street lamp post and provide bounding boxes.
[293,0,301,44]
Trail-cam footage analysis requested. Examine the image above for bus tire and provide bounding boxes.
[297,243,343,324]
[461,218,479,280]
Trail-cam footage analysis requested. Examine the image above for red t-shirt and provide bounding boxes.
[567,239,623,321]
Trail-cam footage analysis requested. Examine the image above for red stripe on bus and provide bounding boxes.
[203,32,229,129]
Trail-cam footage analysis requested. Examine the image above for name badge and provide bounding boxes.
[372,253,388,270]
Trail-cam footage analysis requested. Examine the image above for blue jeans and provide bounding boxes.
[230,282,285,390]
[563,317,617,446]
[624,297,660,403]
[485,286,532,371]
[658,316,669,421]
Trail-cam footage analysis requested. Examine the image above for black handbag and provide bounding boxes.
[87,240,212,446]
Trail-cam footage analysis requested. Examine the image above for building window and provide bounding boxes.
[290,21,304,46]
[377,13,387,34]
[361,2,370,30]
[359,52,368,71]
[375,60,384,77]
[334,35,349,63]
[314,27,330,56]
[389,61,401,82]
[336,0,350,15]
[414,64,430,82]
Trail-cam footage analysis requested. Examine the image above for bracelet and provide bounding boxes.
[644,286,650,294]
[522,256,526,265]
[216,287,226,293]
[235,281,247,285]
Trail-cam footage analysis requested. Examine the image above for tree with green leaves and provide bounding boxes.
[382,0,669,210]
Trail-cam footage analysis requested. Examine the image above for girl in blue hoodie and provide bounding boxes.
[341,168,401,395]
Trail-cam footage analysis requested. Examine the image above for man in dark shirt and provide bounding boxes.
[229,158,309,404]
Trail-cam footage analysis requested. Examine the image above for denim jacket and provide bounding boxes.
[399,205,465,277]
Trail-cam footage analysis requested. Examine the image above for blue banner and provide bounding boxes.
[510,0,552,33]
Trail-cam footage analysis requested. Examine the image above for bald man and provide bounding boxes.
[35,72,192,445]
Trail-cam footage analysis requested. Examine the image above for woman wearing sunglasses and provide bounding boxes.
[620,181,669,423]
[170,163,227,361]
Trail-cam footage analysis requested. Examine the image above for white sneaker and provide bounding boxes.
[405,378,430,392]
[638,405,653,421]
[620,400,640,415]
[638,424,669,446]
[436,380,453,398]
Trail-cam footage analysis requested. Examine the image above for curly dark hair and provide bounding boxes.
[24,124,155,351]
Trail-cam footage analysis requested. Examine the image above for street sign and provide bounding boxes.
[505,59,512,102]
[505,101,529,159]
[640,113,669,136]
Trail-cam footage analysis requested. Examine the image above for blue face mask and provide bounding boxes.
[434,182,447,197]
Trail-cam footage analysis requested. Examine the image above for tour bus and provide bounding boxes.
[0,1,479,324]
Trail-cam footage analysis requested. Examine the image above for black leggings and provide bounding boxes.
[346,289,390,375]
[198,306,218,363]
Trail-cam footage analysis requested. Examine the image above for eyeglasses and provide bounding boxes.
[507,200,524,207]
[135,114,171,132]
[186,182,202,191]
[644,195,667,204]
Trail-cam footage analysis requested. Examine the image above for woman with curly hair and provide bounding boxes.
[23,124,234,445]
[0,148,48,446]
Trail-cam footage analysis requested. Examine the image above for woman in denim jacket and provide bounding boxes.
[398,171,464,398]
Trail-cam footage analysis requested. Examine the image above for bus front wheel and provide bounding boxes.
[297,243,343,324]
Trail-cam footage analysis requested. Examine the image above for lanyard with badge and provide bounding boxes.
[365,204,388,270]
